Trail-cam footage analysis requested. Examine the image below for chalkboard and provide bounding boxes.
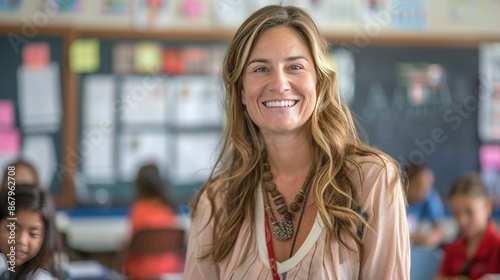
[0,35,64,194]
[351,46,480,197]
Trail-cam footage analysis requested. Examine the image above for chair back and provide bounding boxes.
[410,246,443,280]
[129,228,185,256]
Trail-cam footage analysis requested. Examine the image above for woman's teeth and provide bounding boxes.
[264,100,297,107]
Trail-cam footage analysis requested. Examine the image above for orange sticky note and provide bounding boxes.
[22,43,50,68]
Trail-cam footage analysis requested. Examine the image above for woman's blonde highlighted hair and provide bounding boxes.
[191,5,401,265]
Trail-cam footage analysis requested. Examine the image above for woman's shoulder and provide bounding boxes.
[346,153,399,182]
[346,153,402,206]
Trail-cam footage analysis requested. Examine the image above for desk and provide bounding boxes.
[56,211,190,253]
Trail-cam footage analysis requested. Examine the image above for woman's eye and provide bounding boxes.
[30,233,39,238]
[254,67,267,72]
[290,65,303,70]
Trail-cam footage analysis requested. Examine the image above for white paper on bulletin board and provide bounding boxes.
[17,63,62,132]
[82,135,115,183]
[121,76,168,125]
[168,76,223,127]
[83,75,116,127]
[21,135,56,190]
[119,133,169,182]
[170,132,220,184]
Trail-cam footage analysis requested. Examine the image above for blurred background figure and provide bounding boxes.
[1,160,40,194]
[0,184,63,279]
[122,163,184,279]
[406,165,446,248]
[435,173,500,280]
[0,162,66,278]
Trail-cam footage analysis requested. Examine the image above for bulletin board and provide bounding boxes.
[0,35,64,195]
[74,38,227,207]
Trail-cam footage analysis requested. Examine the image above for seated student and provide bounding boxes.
[435,173,500,280]
[123,163,184,278]
[0,162,64,278]
[407,165,446,248]
[1,160,40,194]
[0,184,60,279]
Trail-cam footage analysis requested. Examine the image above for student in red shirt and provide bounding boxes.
[124,163,184,279]
[435,173,500,280]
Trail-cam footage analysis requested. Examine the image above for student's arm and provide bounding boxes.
[184,191,220,279]
[359,159,410,279]
[412,222,445,248]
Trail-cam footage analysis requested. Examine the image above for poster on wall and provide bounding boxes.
[132,0,175,30]
[389,0,427,30]
[478,43,500,142]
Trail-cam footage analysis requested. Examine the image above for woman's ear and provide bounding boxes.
[241,90,246,105]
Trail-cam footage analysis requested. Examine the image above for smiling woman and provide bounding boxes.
[184,5,410,280]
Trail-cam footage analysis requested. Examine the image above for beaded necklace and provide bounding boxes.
[261,159,314,241]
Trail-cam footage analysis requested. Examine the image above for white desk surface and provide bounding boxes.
[56,211,190,253]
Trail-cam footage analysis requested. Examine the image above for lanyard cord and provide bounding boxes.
[263,173,315,280]
[288,174,313,259]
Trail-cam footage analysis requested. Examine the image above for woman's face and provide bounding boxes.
[450,194,492,238]
[242,26,317,136]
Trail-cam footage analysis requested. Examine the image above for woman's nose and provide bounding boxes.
[270,69,290,93]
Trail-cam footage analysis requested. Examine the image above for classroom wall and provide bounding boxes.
[0,0,499,36]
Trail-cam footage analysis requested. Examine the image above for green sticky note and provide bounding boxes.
[70,39,100,73]
[134,42,162,73]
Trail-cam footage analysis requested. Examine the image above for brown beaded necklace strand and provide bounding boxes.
[262,159,314,242]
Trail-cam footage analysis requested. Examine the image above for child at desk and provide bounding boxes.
[1,160,40,194]
[436,174,500,280]
[0,184,59,279]
[407,165,446,248]
[124,163,183,278]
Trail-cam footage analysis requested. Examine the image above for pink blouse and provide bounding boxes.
[185,155,410,279]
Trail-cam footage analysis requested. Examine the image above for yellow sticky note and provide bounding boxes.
[134,42,162,73]
[70,39,100,73]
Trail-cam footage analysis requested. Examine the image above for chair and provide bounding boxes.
[410,246,443,280]
[128,228,185,256]
[114,228,186,276]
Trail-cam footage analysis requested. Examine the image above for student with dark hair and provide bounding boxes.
[406,165,446,248]
[435,173,500,280]
[123,163,183,278]
[1,160,40,194]
[0,184,60,279]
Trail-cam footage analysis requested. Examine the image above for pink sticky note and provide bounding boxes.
[480,145,500,171]
[0,100,15,128]
[0,130,20,157]
[182,0,204,18]
[22,43,50,68]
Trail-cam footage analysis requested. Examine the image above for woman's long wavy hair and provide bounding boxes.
[191,5,400,265]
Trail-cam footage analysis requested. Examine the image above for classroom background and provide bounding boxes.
[0,0,500,279]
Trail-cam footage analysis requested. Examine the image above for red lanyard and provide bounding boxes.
[264,211,283,280]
